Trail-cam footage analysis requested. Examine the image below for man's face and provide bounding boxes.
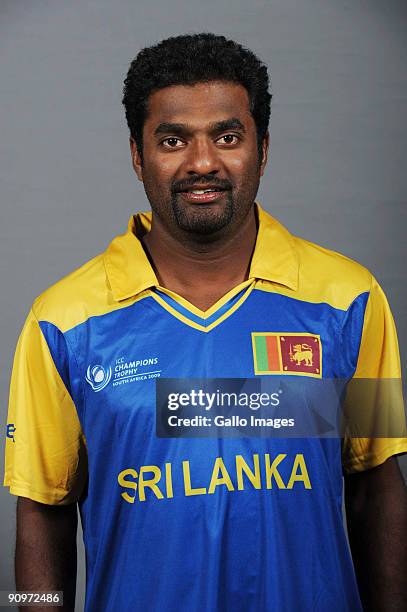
[130,80,268,240]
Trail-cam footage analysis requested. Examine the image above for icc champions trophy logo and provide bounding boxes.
[85,364,112,392]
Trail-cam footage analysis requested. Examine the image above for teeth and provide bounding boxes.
[188,189,218,194]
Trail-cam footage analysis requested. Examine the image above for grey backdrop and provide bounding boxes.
[1,1,406,609]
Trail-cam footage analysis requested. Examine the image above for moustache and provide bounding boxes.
[172,178,233,193]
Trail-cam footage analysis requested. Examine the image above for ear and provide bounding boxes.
[130,137,143,181]
[259,131,269,177]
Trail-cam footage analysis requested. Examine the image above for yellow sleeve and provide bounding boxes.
[3,308,87,504]
[342,276,407,473]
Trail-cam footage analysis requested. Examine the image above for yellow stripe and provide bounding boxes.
[151,282,255,333]
[151,294,208,331]
[276,334,284,371]
[204,284,254,332]
[156,278,253,319]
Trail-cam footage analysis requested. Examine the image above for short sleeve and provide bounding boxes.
[3,308,87,504]
[342,276,407,473]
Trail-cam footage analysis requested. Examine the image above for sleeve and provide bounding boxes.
[342,275,407,474]
[3,308,87,504]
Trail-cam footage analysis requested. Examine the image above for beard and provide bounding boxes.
[170,190,234,235]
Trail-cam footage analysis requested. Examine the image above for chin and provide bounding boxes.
[172,195,234,236]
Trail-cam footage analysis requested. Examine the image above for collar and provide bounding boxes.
[104,202,299,302]
[250,203,299,291]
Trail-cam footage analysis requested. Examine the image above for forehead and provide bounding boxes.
[144,81,253,129]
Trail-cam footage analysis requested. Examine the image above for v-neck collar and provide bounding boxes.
[150,280,255,333]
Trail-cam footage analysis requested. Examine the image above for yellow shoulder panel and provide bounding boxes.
[32,253,147,333]
[256,235,372,311]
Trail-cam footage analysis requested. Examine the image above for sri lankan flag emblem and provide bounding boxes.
[251,333,322,377]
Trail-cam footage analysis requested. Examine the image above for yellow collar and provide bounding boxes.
[104,202,299,302]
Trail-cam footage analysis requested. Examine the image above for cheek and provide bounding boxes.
[226,136,259,173]
[143,157,176,189]
[155,154,178,175]
[227,150,259,180]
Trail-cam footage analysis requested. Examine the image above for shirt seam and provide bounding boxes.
[4,478,72,496]
[31,305,87,434]
[343,439,407,472]
[340,274,373,378]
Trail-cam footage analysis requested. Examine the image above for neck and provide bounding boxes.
[141,206,258,307]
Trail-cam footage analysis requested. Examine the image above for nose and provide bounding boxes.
[184,137,221,176]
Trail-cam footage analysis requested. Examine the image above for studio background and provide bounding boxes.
[1,1,406,609]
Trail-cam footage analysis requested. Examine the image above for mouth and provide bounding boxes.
[176,186,230,204]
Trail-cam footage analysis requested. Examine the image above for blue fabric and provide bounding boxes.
[39,320,84,414]
[43,288,368,611]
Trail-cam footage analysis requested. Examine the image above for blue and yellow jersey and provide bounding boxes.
[4,204,407,611]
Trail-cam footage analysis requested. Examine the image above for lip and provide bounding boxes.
[178,190,227,203]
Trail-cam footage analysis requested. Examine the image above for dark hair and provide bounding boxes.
[122,33,271,161]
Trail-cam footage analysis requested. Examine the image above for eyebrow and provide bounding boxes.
[153,117,246,137]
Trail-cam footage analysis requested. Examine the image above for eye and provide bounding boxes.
[161,137,184,148]
[217,134,240,145]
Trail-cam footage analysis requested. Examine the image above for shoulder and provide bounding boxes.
[255,206,373,311]
[32,252,115,333]
[293,234,372,311]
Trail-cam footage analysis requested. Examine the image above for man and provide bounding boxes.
[4,33,407,611]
